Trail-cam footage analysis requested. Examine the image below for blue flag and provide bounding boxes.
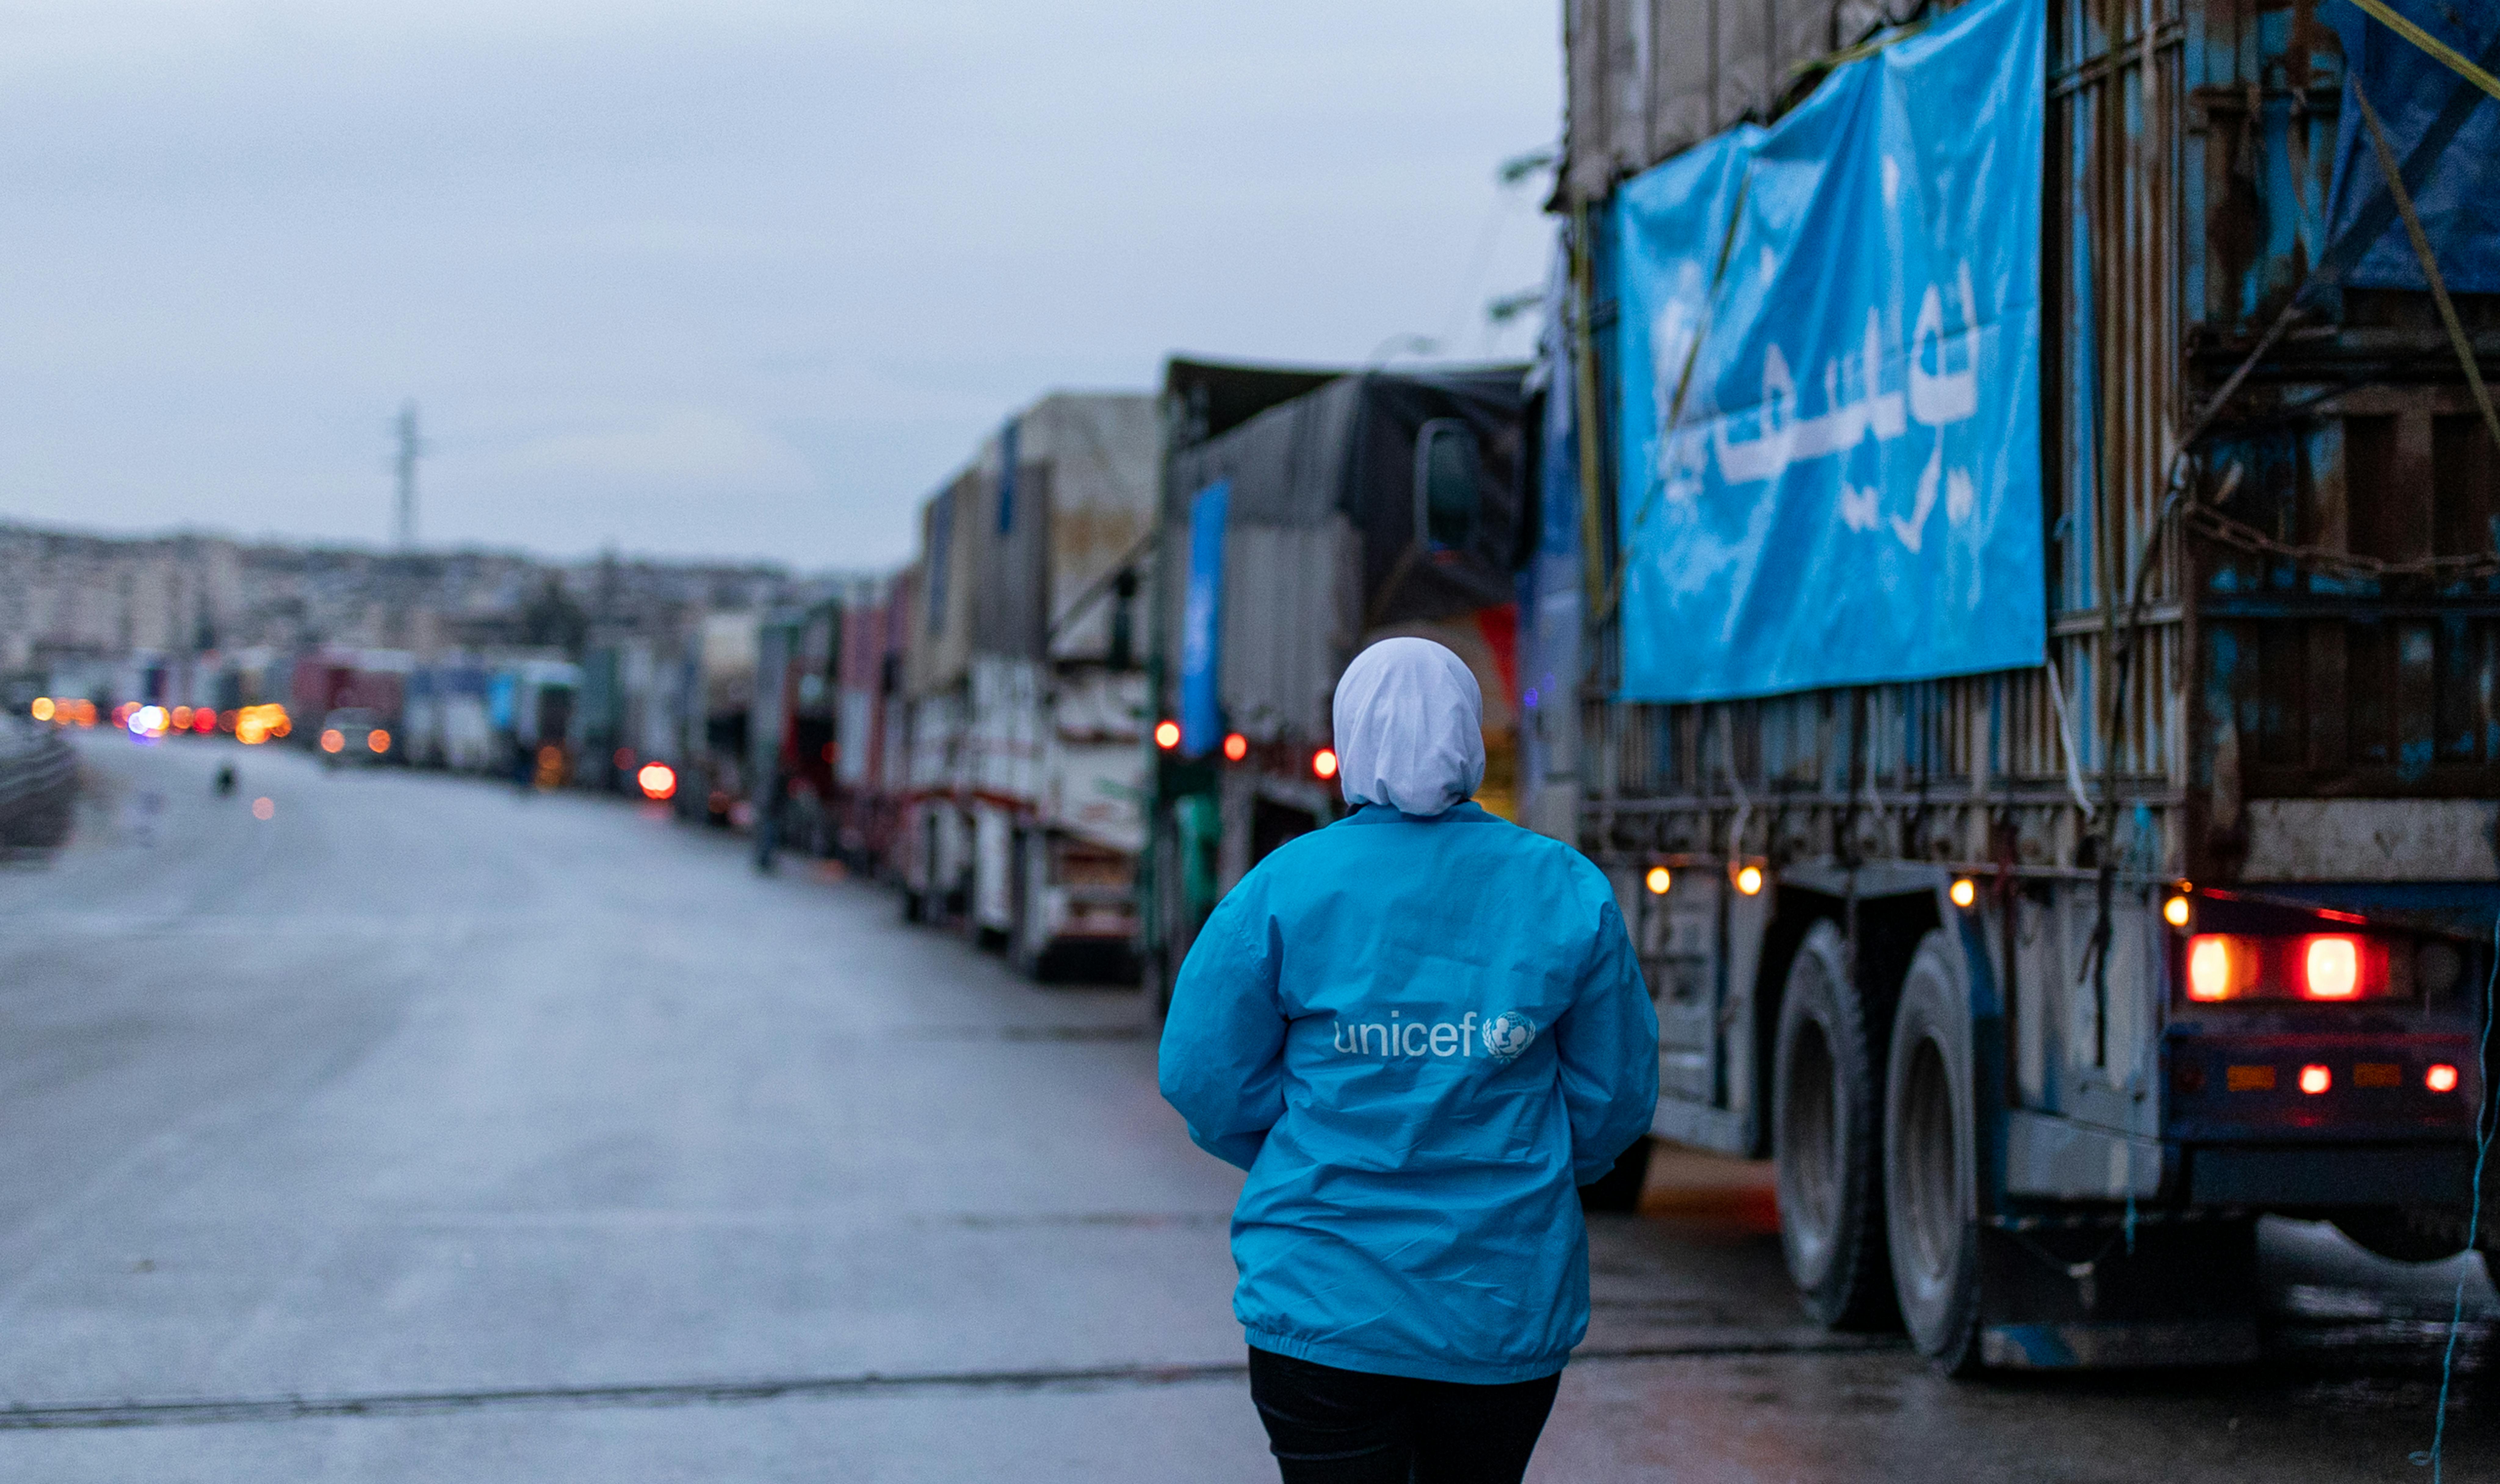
[1180,480,1230,758]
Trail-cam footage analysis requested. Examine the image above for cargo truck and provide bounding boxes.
[1140,359,1534,1009]
[832,575,910,870]
[1546,0,2500,1369]
[899,394,1161,977]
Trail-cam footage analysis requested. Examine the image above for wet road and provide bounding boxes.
[0,733,2492,1481]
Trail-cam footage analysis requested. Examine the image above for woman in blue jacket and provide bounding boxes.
[1159,637,1660,1484]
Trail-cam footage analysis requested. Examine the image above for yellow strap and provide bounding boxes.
[2347,0,2500,104]
[2353,77,2500,456]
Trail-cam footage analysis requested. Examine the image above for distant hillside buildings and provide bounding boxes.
[0,520,840,706]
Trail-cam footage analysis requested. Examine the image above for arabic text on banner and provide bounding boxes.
[1612,0,2046,703]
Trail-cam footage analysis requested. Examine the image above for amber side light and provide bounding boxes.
[2187,935,2243,1001]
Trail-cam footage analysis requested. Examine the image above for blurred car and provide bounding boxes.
[317,708,393,767]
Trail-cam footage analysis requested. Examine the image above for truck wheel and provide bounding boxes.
[2333,1208,2472,1264]
[1008,832,1047,980]
[1885,930,1983,1373]
[1774,920,1896,1330]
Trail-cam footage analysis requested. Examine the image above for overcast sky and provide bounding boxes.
[0,1,1559,570]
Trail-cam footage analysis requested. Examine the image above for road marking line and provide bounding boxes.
[0,1339,1905,1430]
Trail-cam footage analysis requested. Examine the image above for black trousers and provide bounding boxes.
[1246,1347,1561,1484]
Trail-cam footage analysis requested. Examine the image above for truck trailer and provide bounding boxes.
[1547,0,2500,1369]
[899,393,1161,978]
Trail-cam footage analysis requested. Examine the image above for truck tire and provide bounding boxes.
[1884,929,1983,1373]
[1774,920,1896,1330]
[2333,1208,2472,1264]
[1007,831,1048,981]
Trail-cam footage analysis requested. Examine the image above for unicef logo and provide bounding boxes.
[1481,1012,1537,1064]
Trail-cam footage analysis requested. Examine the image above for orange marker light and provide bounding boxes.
[1735,865,1764,896]
[1222,732,1248,762]
[368,729,390,753]
[2186,935,2246,1002]
[1644,866,1672,896]
[320,729,345,753]
[2298,1064,2331,1095]
[1949,877,1977,909]
[2429,1063,2462,1094]
[1153,720,1181,751]
[28,697,53,722]
[2302,936,2361,1000]
[2163,895,2191,928]
[1312,747,1339,780]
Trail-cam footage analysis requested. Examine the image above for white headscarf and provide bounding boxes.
[1331,637,1485,817]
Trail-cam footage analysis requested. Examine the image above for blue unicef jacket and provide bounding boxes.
[1157,802,1660,1385]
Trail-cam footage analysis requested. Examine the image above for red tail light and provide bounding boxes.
[2184,931,2399,1003]
[2297,1064,2331,1095]
[2299,935,2365,1000]
[1312,747,1339,780]
[1153,720,1180,751]
[2429,1064,2462,1094]
[1221,732,1248,763]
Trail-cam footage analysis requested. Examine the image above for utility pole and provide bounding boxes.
[394,400,421,550]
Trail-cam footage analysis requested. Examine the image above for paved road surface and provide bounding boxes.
[0,733,2491,1481]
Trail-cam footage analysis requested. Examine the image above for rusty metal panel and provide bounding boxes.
[1562,0,1876,207]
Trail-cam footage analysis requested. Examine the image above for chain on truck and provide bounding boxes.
[1544,0,2500,1370]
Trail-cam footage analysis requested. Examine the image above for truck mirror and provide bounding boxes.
[1413,419,1482,552]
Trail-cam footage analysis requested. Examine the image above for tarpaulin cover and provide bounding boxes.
[1611,0,2045,702]
[2324,0,2500,294]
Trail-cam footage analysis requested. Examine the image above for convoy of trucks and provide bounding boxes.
[18,0,2496,1380]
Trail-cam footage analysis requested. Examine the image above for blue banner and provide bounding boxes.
[1613,0,2046,702]
[1180,480,1229,758]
